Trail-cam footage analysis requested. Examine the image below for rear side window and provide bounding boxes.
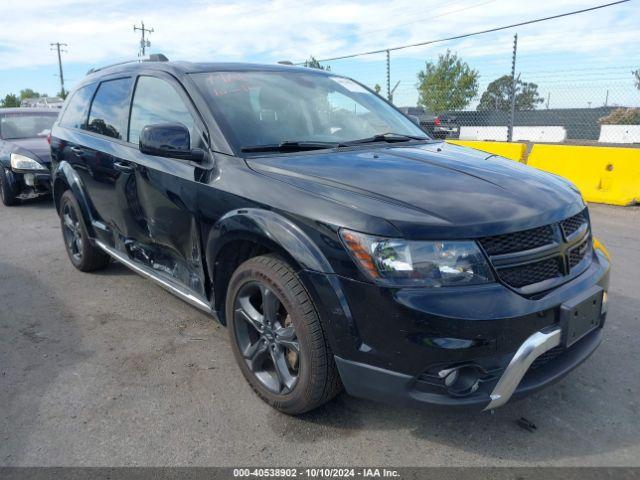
[87,78,133,140]
[128,76,198,147]
[59,84,96,129]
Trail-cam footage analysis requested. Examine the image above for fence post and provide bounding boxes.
[508,33,518,142]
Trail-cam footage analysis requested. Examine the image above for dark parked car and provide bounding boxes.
[0,108,58,206]
[50,58,610,414]
[398,106,458,139]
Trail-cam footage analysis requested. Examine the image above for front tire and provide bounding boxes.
[226,254,342,415]
[0,167,18,206]
[59,190,111,272]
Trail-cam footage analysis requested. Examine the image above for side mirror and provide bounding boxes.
[139,123,205,162]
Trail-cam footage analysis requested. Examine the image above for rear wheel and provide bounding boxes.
[59,190,111,272]
[226,254,342,415]
[0,167,18,206]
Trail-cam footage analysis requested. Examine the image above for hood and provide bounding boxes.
[10,137,52,165]
[246,142,584,239]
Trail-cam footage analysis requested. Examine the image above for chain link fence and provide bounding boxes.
[311,32,640,146]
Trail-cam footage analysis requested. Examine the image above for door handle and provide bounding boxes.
[113,160,135,173]
[70,146,84,154]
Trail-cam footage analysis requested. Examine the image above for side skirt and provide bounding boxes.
[96,240,213,314]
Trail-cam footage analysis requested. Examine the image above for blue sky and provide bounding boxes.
[1,0,638,108]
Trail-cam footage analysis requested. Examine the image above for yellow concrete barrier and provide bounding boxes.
[446,140,527,162]
[528,144,640,206]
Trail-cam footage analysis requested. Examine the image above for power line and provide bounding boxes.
[295,0,631,64]
[308,0,499,51]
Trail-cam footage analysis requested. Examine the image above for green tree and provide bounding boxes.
[0,93,20,108]
[599,107,640,125]
[303,56,330,71]
[416,50,479,113]
[477,75,543,111]
[373,84,381,95]
[19,88,46,100]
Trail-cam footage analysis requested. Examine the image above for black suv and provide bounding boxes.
[50,58,610,414]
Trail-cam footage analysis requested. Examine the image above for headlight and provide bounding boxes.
[10,153,47,171]
[340,229,494,287]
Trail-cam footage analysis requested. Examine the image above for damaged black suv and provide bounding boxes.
[50,58,610,414]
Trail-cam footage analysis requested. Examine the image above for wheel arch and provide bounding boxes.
[52,161,96,237]
[205,208,335,324]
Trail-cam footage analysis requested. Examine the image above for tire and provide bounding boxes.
[226,254,342,415]
[59,190,111,272]
[0,167,18,206]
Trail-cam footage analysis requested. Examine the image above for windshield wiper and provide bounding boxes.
[341,132,429,146]
[241,141,339,153]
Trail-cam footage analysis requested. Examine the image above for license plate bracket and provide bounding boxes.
[559,285,603,347]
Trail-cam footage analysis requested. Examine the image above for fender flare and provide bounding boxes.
[206,208,360,355]
[52,161,97,238]
[207,208,335,276]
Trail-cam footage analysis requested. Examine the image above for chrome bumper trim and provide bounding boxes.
[484,327,562,410]
[96,240,212,313]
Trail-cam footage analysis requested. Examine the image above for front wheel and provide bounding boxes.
[0,167,18,206]
[59,190,111,272]
[226,254,342,415]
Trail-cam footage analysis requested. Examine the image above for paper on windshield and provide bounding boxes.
[330,77,368,93]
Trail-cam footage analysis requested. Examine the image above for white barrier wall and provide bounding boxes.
[459,126,566,142]
[459,126,508,141]
[598,125,640,144]
[513,127,567,143]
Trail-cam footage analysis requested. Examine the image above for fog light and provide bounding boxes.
[24,173,35,187]
[438,365,481,397]
[601,291,608,314]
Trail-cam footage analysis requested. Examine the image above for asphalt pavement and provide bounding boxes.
[1,199,639,466]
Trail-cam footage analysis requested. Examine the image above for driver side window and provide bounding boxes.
[128,76,201,148]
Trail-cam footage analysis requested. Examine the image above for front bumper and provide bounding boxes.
[10,169,51,197]
[334,326,602,410]
[301,249,610,410]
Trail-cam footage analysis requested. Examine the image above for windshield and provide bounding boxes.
[192,70,428,152]
[0,113,58,139]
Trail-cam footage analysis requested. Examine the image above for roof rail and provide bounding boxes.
[86,53,169,75]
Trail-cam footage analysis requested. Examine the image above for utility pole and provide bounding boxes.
[507,33,518,142]
[50,42,68,98]
[133,21,154,57]
[386,50,391,102]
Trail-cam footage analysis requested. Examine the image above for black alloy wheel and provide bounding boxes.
[226,255,342,414]
[61,200,84,263]
[234,281,300,394]
[58,190,111,272]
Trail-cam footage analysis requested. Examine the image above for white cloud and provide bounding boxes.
[0,0,637,72]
